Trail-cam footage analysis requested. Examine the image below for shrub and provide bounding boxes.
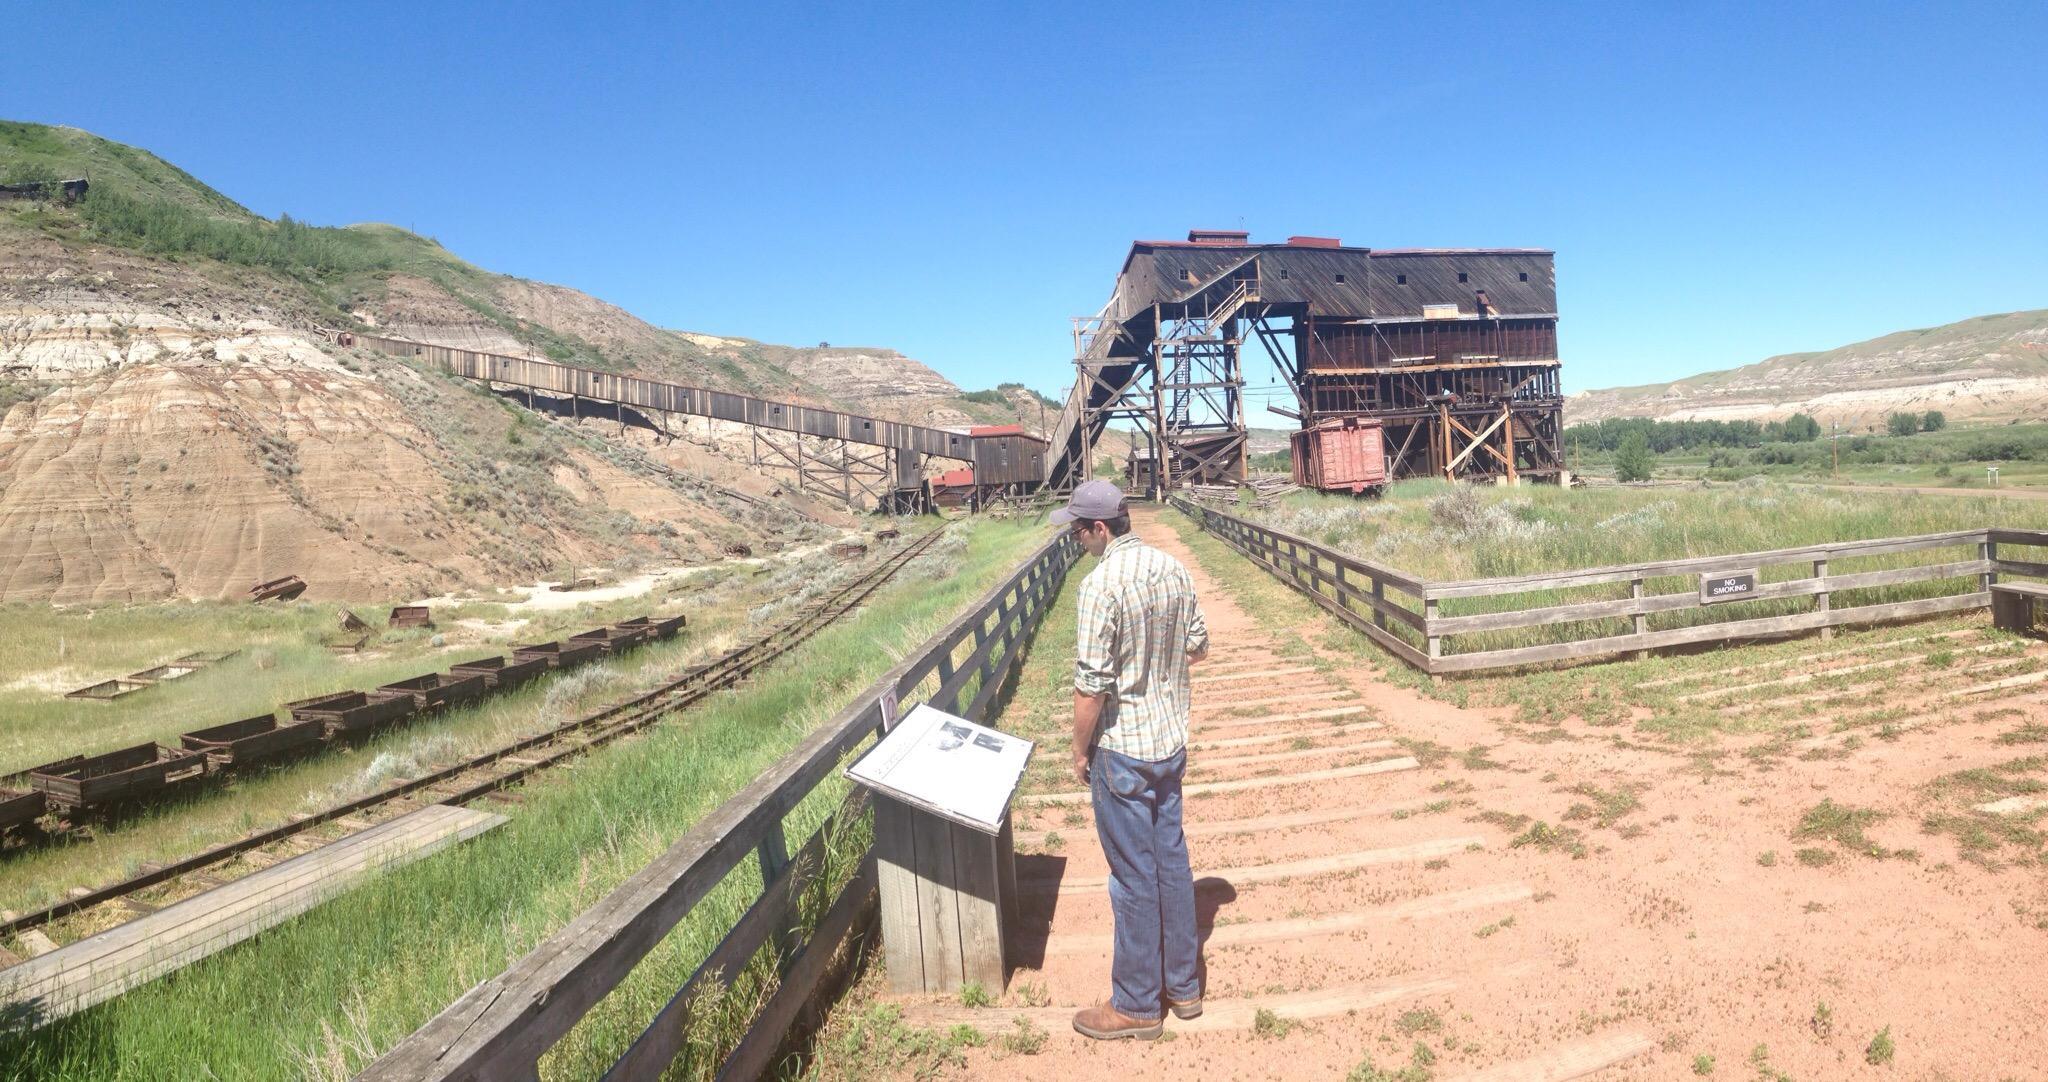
[1921,410,1946,431]
[1965,438,2028,461]
[1614,431,1656,482]
[1885,412,1921,437]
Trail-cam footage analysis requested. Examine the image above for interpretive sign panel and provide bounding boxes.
[1699,569,1759,604]
[845,703,1033,835]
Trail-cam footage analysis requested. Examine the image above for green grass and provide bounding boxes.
[1,120,250,216]
[0,552,788,776]
[1233,479,2048,661]
[1918,756,2048,867]
[1252,1007,1297,1039]
[0,563,803,918]
[1794,798,1911,861]
[0,519,1048,1081]
[0,600,565,776]
[1253,479,2048,584]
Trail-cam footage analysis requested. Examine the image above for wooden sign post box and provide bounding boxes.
[846,703,1033,995]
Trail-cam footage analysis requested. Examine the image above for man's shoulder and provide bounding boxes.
[1120,539,1197,591]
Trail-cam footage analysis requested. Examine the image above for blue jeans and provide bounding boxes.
[1090,745,1200,1019]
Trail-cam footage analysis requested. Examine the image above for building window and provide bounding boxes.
[1334,273,1346,284]
[1519,272,1529,282]
[1396,274,1406,284]
[1457,272,1468,283]
[1278,267,1288,280]
[1179,268,1190,281]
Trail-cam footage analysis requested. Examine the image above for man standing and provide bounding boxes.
[1050,480,1209,1041]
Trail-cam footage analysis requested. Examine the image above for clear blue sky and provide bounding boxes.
[5,1,2044,398]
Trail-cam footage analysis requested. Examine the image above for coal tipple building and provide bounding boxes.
[1063,230,1563,490]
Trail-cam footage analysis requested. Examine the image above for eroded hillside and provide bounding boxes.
[0,121,1053,604]
[1568,309,2048,425]
[0,232,810,603]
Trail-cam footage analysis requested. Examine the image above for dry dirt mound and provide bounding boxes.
[0,246,801,602]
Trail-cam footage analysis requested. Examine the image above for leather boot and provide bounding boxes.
[1072,1001,1164,1040]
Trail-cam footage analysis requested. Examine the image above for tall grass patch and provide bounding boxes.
[1241,481,2048,657]
[0,519,1046,1080]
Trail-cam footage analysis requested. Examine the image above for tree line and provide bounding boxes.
[1568,410,1947,456]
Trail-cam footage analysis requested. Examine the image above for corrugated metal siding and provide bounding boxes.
[1117,246,1555,320]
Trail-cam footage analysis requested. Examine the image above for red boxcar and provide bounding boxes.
[1291,417,1387,494]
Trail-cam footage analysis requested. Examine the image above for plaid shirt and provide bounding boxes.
[1075,533,1210,761]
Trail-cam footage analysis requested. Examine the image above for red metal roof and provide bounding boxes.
[932,467,976,488]
[969,424,1025,437]
[1287,235,1342,248]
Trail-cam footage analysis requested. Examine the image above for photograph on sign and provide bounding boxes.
[845,703,1034,833]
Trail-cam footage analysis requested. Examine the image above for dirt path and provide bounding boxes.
[894,507,2048,1080]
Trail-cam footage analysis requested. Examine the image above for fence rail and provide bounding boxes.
[361,531,1076,1081]
[1173,496,2048,675]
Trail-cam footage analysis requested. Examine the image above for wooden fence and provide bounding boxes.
[361,531,1077,1081]
[1174,497,2048,675]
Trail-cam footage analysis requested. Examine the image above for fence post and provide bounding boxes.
[1425,598,1441,661]
[1372,577,1387,631]
[1983,538,1998,592]
[1630,575,1647,660]
[757,820,793,963]
[1815,557,1832,640]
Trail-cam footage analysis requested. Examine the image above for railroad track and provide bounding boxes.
[0,526,946,943]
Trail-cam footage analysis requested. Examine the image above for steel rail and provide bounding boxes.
[0,528,945,941]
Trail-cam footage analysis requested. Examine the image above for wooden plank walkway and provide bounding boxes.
[0,804,505,1033]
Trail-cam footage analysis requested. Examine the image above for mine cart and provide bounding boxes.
[249,575,308,602]
[370,672,488,713]
[615,614,686,641]
[569,626,644,654]
[179,714,324,769]
[30,744,207,813]
[450,654,548,691]
[1291,417,1388,495]
[388,605,434,629]
[289,690,418,737]
[172,650,241,666]
[512,639,605,670]
[124,661,203,685]
[0,786,46,834]
[64,678,150,701]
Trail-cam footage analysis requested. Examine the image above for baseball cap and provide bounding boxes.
[1049,479,1127,525]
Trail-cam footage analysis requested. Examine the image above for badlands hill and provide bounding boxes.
[1567,309,2048,426]
[0,121,1043,603]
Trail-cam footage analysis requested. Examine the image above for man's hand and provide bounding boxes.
[1186,643,1209,665]
[1073,689,1106,787]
